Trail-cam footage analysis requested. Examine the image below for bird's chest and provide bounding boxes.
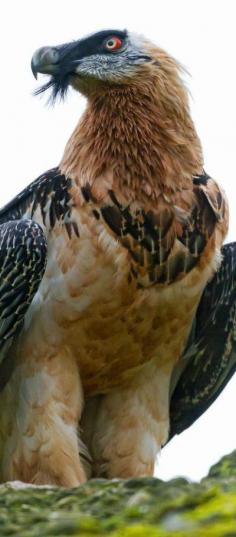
[22,211,205,395]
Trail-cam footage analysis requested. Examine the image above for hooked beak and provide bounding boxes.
[31,40,83,101]
[31,46,61,79]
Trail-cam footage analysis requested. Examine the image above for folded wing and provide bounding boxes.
[168,241,236,441]
[0,219,47,389]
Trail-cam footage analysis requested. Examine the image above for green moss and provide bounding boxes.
[110,525,167,537]
[0,451,236,536]
[208,451,236,479]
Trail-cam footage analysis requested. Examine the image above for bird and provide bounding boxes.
[0,29,229,487]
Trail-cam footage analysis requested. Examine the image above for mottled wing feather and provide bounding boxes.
[179,187,216,253]
[168,242,236,441]
[0,219,47,390]
[198,178,226,223]
[82,172,226,285]
[0,168,76,236]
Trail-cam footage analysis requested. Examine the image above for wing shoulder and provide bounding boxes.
[0,167,74,231]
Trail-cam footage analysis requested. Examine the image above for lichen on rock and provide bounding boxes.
[0,451,236,536]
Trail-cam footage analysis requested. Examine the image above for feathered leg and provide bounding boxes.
[82,361,173,479]
[0,348,87,487]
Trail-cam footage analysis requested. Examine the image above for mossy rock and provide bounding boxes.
[0,451,236,536]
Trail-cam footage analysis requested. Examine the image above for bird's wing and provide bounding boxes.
[168,241,236,441]
[0,166,77,391]
[0,167,73,230]
[0,219,47,390]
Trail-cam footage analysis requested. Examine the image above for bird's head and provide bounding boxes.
[31,29,183,102]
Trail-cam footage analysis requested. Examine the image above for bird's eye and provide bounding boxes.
[105,37,123,51]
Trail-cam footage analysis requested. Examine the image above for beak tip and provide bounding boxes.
[31,59,38,80]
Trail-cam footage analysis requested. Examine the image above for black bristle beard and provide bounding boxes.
[34,73,71,104]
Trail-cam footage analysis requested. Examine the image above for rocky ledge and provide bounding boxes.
[1,451,236,536]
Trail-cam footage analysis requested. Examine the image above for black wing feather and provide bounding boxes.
[0,219,47,390]
[0,167,72,228]
[168,242,236,441]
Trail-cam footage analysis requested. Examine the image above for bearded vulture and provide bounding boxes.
[0,29,232,486]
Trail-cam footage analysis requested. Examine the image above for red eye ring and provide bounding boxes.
[105,36,123,51]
